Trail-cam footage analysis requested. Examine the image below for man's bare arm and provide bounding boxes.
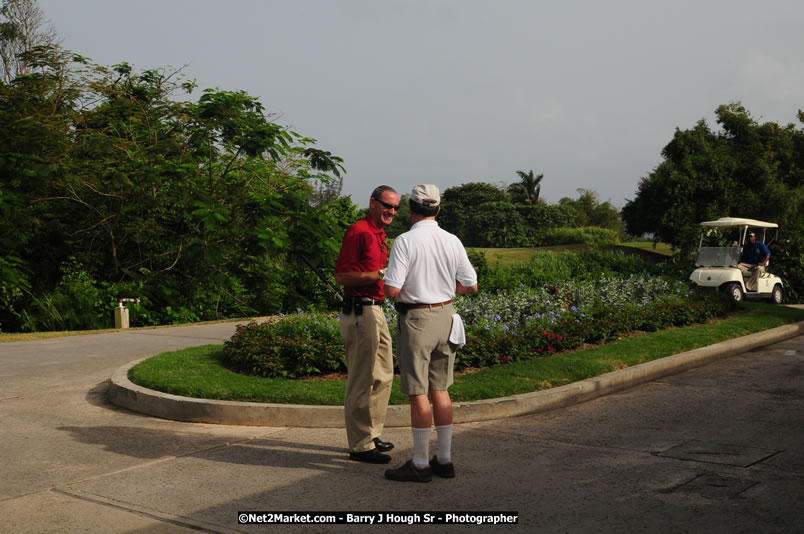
[385,285,401,299]
[334,271,383,287]
[456,281,478,295]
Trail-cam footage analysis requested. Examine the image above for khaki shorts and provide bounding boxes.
[396,304,457,396]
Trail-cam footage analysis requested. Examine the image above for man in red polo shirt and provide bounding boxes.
[335,185,399,464]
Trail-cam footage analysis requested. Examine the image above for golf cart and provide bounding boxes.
[689,217,784,304]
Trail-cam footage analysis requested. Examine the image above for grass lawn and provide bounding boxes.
[128,302,804,406]
[472,242,673,267]
[620,241,675,256]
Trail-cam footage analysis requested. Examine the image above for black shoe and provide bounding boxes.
[385,460,432,483]
[373,437,395,452]
[349,448,391,464]
[430,455,455,478]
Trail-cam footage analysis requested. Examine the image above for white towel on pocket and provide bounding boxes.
[449,314,466,348]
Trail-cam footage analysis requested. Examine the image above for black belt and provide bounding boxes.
[341,296,382,315]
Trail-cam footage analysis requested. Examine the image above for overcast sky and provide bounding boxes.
[38,0,804,208]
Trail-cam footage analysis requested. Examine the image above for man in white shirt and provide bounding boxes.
[382,184,478,483]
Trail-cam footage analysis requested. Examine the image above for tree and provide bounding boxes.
[462,201,533,247]
[0,42,78,328]
[622,103,804,252]
[507,169,543,205]
[516,202,576,240]
[1,52,350,330]
[307,173,343,208]
[439,182,509,240]
[559,189,624,237]
[0,0,58,82]
[61,64,346,316]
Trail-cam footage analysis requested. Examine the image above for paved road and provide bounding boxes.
[1,323,803,533]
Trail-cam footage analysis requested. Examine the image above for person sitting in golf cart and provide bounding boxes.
[738,231,770,291]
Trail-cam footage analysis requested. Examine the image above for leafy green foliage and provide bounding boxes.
[465,249,490,279]
[478,248,656,292]
[439,182,509,240]
[558,188,625,237]
[439,182,592,248]
[0,50,352,331]
[516,203,576,235]
[771,221,804,302]
[462,201,535,247]
[538,226,620,246]
[222,313,345,378]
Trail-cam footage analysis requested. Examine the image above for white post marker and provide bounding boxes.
[114,298,141,329]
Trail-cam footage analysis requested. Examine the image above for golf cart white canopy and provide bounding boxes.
[699,217,778,229]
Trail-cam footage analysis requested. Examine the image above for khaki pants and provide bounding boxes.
[738,263,764,291]
[340,305,394,452]
[397,304,457,396]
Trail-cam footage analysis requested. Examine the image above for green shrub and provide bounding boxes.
[773,233,804,303]
[537,226,620,246]
[222,312,345,378]
[480,248,654,292]
[462,201,535,247]
[19,258,110,332]
[516,203,576,232]
[466,249,490,280]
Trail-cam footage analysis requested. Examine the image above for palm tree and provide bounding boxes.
[508,169,543,204]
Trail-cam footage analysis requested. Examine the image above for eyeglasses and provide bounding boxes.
[374,198,399,211]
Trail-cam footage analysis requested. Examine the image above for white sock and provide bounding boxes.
[435,424,453,463]
[412,427,431,468]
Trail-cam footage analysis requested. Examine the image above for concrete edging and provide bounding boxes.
[108,321,804,428]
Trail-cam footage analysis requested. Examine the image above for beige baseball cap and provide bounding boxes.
[410,184,441,206]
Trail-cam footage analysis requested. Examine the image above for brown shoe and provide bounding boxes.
[384,460,432,483]
[429,455,455,478]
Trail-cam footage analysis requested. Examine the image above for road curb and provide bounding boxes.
[108,321,804,428]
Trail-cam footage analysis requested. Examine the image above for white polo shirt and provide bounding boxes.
[384,220,477,304]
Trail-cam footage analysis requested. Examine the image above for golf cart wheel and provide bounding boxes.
[725,282,744,302]
[771,285,784,305]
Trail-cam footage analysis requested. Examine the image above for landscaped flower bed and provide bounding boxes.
[222,275,737,379]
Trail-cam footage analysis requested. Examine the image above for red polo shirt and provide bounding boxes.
[335,216,388,300]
